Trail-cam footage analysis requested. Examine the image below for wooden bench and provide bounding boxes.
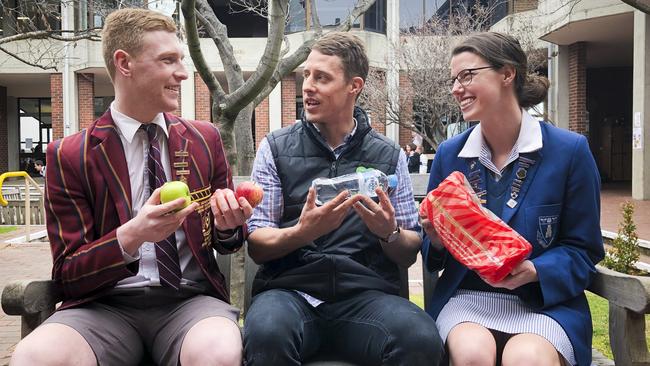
[1,184,45,225]
[3,174,650,365]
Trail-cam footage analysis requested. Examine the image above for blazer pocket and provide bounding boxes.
[525,204,562,249]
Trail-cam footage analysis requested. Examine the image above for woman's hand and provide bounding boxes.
[487,260,538,290]
[420,210,444,250]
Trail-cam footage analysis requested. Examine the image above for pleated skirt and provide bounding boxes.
[436,289,576,365]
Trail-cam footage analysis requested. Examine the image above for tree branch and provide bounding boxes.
[222,0,287,119]
[195,0,246,95]
[252,0,376,105]
[182,0,226,101]
[0,29,100,45]
[0,45,58,70]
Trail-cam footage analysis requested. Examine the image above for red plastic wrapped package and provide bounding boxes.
[420,171,532,283]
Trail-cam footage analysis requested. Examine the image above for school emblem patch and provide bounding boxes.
[537,215,559,248]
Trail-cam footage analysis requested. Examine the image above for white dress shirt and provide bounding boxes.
[111,103,203,288]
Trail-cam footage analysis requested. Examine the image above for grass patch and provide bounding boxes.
[587,291,612,359]
[588,290,650,359]
[410,294,424,309]
[0,226,17,234]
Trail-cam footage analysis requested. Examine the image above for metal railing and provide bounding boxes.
[0,171,45,241]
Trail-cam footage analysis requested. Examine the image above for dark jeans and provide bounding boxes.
[244,289,444,366]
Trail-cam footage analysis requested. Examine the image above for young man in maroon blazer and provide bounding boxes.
[10,8,250,366]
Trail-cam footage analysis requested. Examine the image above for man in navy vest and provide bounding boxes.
[243,32,444,365]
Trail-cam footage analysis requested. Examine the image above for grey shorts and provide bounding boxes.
[43,286,239,366]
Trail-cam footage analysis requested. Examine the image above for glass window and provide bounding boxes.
[363,0,386,33]
[94,96,114,120]
[314,0,357,27]
[287,0,307,33]
[18,98,52,175]
[400,0,444,31]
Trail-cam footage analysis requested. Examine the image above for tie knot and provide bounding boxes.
[143,123,159,141]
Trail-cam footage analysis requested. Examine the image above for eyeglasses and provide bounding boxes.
[447,66,494,91]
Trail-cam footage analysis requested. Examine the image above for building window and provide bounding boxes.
[202,0,268,38]
[434,0,508,29]
[285,0,384,34]
[1,0,61,37]
[363,0,386,33]
[94,96,115,120]
[18,98,52,175]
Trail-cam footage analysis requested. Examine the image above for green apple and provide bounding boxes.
[160,181,191,210]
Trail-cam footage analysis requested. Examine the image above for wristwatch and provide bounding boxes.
[380,226,401,244]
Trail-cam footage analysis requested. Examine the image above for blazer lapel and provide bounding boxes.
[165,115,202,249]
[500,150,542,224]
[90,111,133,224]
[165,114,190,183]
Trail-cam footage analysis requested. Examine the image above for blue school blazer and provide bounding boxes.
[422,121,605,366]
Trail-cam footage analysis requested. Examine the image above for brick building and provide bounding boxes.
[492,0,650,199]
[3,0,647,199]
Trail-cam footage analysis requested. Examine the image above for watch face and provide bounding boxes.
[386,227,400,243]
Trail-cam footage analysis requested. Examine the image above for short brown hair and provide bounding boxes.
[312,32,369,82]
[452,32,549,109]
[102,8,177,80]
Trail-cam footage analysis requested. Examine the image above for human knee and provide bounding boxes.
[181,318,242,366]
[446,324,496,366]
[393,316,442,354]
[244,292,305,345]
[11,327,95,366]
[182,346,242,366]
[502,335,561,366]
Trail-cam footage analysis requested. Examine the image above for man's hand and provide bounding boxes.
[486,260,538,290]
[352,187,397,240]
[117,188,198,256]
[419,209,444,250]
[211,188,254,231]
[293,187,361,243]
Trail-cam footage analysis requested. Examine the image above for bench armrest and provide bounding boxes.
[587,265,650,365]
[2,279,61,338]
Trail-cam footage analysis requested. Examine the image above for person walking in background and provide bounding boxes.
[407,142,421,173]
[33,160,46,177]
[421,32,604,366]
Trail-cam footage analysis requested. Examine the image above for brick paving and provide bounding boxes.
[0,226,50,366]
[1,183,647,364]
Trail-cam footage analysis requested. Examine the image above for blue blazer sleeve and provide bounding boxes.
[530,135,605,309]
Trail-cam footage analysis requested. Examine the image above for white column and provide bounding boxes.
[632,10,650,199]
[61,0,78,135]
[269,81,282,132]
[385,0,400,142]
[181,63,195,119]
[548,43,569,130]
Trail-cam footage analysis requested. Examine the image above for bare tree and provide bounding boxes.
[0,0,138,70]
[360,1,553,151]
[360,3,499,151]
[182,0,378,310]
[183,0,377,175]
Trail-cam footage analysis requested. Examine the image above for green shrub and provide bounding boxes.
[602,201,641,274]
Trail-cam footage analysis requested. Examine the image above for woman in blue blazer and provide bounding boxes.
[421,32,604,366]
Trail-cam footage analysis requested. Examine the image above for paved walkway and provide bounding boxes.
[1,183,647,364]
[0,226,49,366]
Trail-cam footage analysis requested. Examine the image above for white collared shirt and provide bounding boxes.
[458,109,543,180]
[111,103,202,288]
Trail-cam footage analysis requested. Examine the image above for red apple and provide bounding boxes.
[235,181,264,208]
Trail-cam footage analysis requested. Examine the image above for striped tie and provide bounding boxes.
[144,123,182,290]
